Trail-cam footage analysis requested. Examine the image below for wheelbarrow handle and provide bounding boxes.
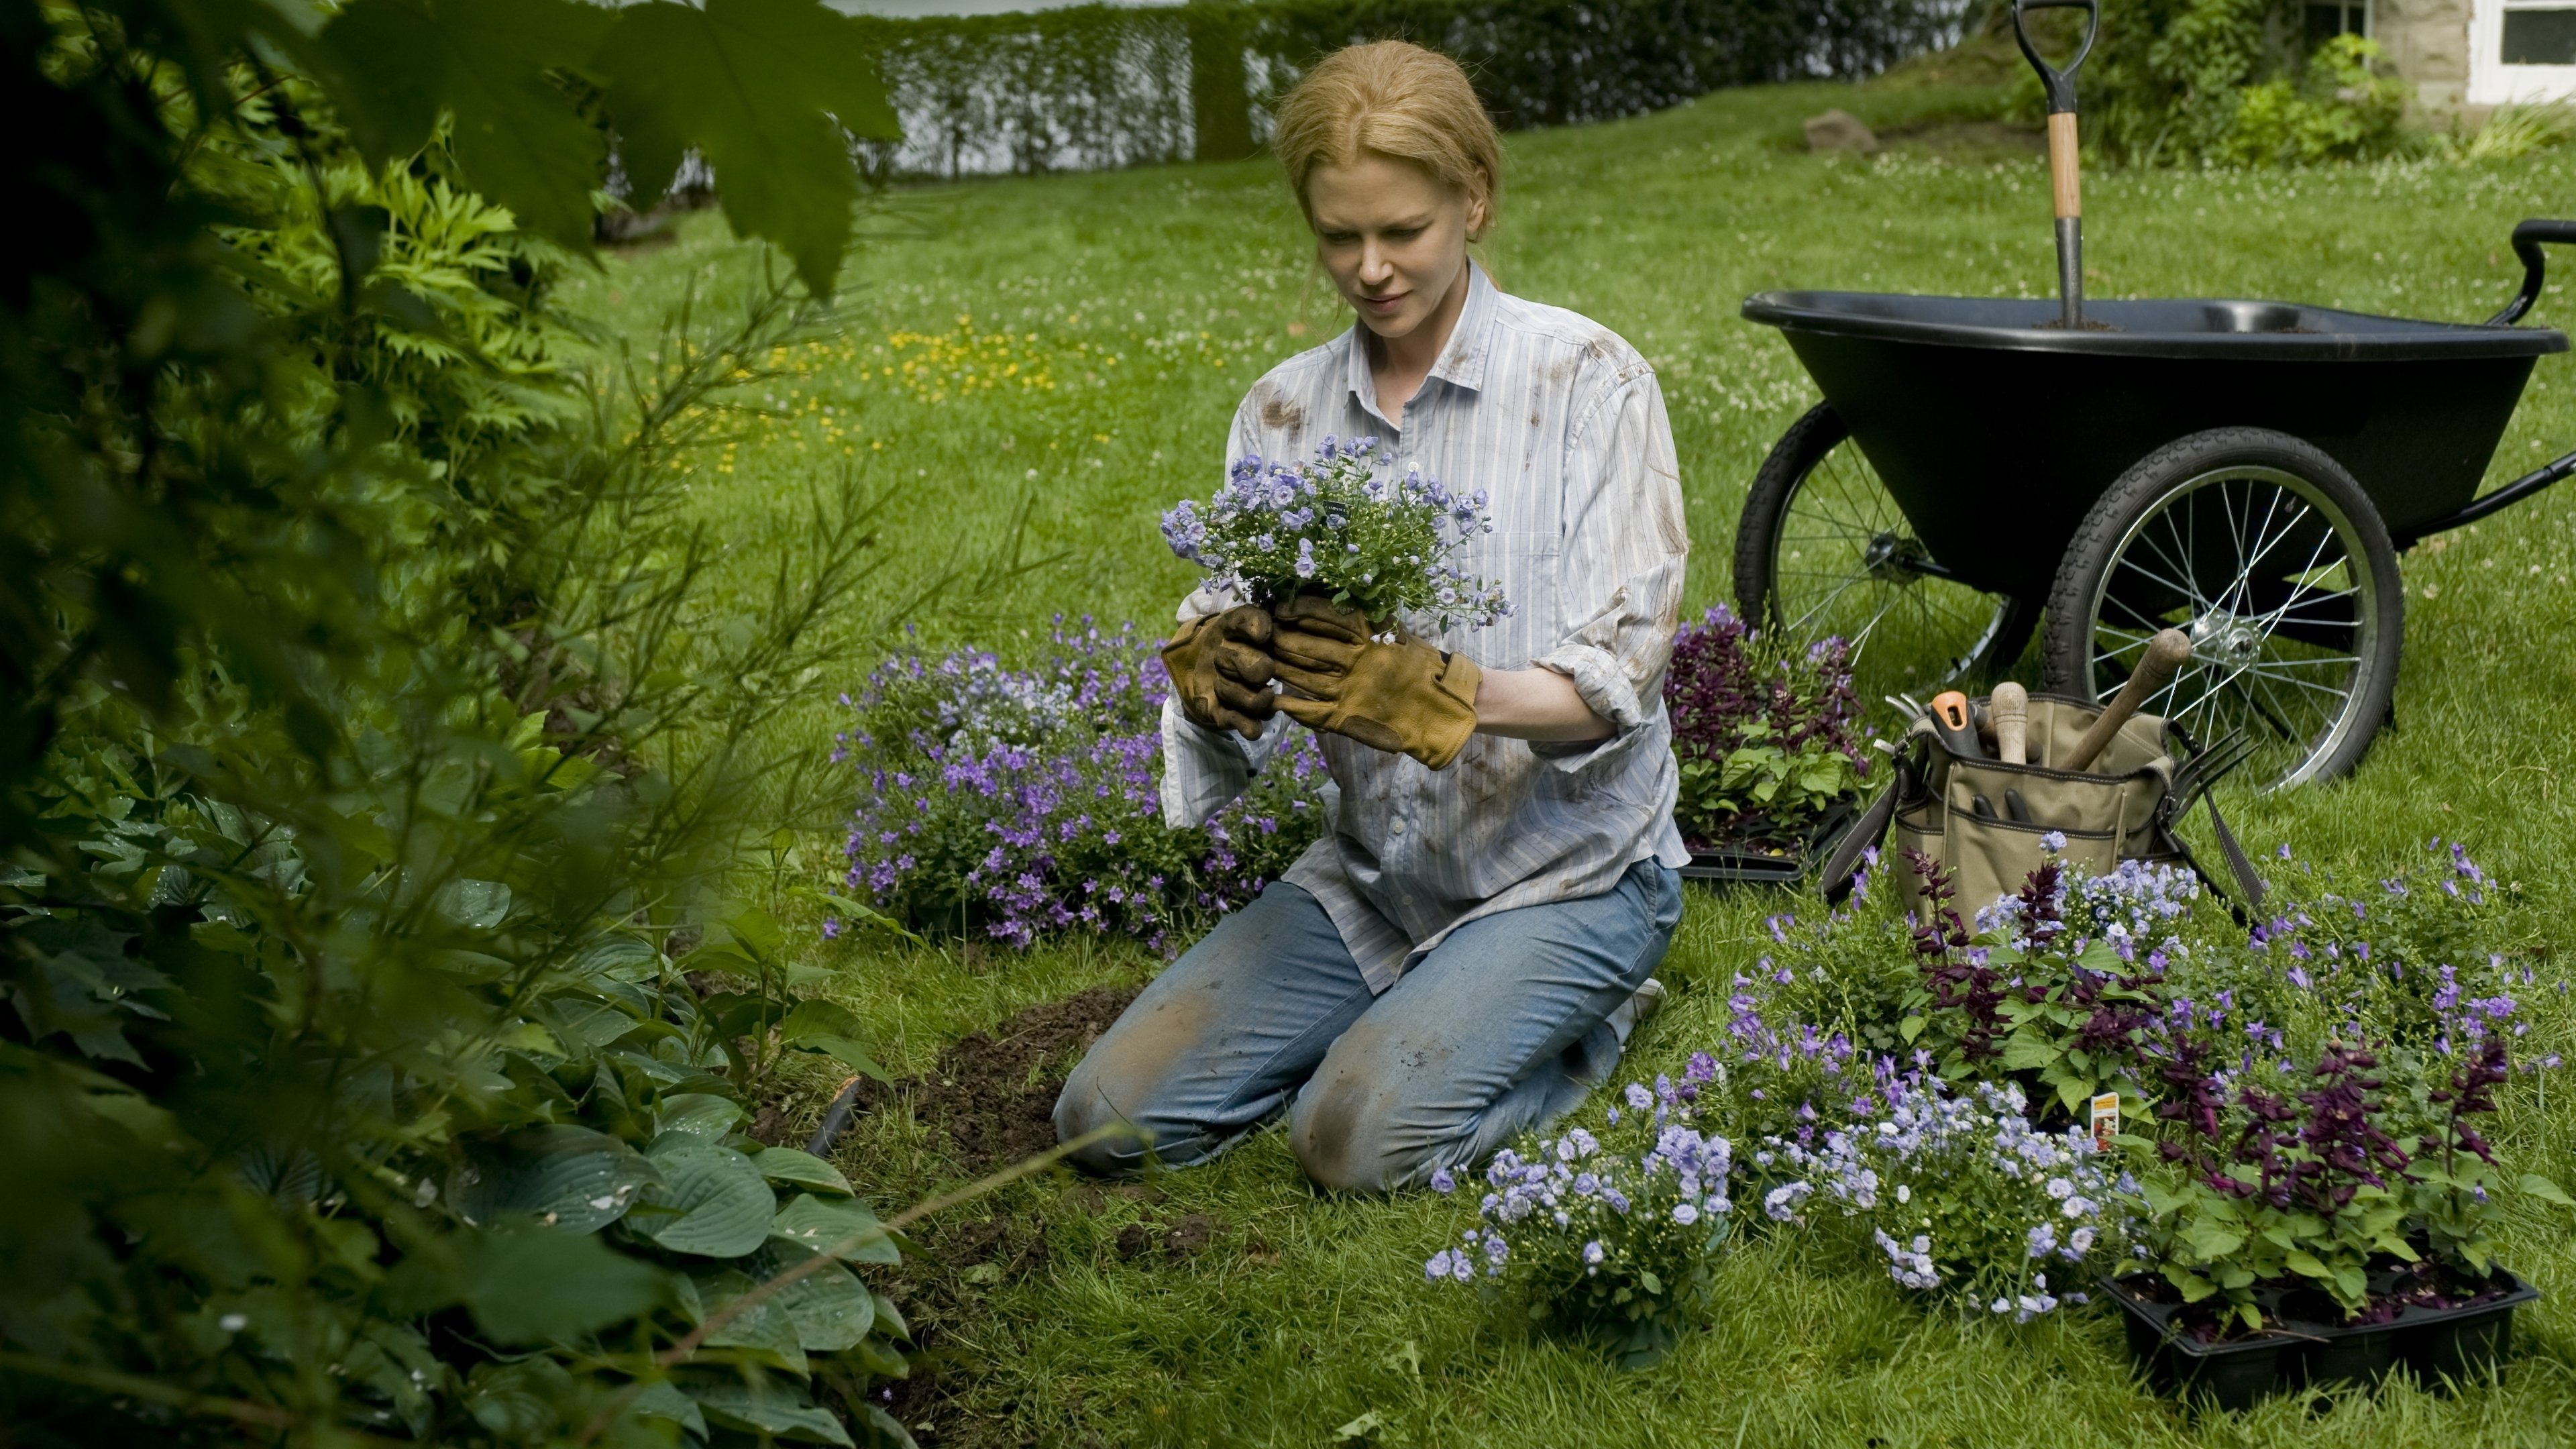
[2490,218,2576,326]
[2010,0,2100,115]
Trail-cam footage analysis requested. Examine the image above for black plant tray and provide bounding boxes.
[1679,798,1861,885]
[2104,1269,2540,1411]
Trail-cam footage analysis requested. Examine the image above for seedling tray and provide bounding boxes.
[1680,799,1860,885]
[2103,1269,2539,1411]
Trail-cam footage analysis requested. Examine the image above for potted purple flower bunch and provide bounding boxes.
[1161,436,1507,633]
[1662,604,1870,881]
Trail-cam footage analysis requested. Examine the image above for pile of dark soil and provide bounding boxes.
[878,984,1139,1172]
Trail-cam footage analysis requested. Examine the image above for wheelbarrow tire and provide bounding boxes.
[2041,427,2404,789]
[1734,401,2033,688]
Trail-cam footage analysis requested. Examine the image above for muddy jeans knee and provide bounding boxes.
[1052,881,1373,1175]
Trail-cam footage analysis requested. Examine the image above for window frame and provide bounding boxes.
[2473,0,2576,105]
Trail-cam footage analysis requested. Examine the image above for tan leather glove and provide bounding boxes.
[1160,605,1278,739]
[1267,596,1481,769]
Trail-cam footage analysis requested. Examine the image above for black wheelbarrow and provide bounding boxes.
[1733,227,2575,788]
[1732,0,2576,790]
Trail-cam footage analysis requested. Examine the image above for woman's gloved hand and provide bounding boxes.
[1268,596,1481,769]
[1161,605,1280,739]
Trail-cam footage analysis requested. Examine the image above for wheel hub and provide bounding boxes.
[2188,610,2264,663]
[1862,531,1929,585]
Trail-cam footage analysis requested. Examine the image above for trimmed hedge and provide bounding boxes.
[848,0,1968,178]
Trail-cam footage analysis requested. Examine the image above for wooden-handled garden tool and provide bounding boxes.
[2011,0,2101,329]
[2064,629,2190,772]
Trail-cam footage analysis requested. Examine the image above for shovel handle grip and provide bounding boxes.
[2011,0,2100,115]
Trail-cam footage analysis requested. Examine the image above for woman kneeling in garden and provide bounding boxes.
[1055,42,1693,1191]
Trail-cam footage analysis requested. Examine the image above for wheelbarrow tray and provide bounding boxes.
[1741,292,2569,602]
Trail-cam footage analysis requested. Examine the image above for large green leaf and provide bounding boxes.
[761,1244,875,1350]
[593,0,899,295]
[321,0,612,251]
[452,1125,660,1233]
[457,1230,667,1346]
[654,1091,745,1141]
[634,1140,775,1257]
[769,1191,898,1264]
[692,1269,806,1374]
[753,1146,853,1195]
[688,1379,853,1446]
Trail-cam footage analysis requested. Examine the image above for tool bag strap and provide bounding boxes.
[1820,749,1913,905]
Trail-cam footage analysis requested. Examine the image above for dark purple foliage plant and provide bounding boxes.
[1662,604,1868,852]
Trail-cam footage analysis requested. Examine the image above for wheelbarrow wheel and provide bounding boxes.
[1734,402,2033,697]
[2041,427,2403,789]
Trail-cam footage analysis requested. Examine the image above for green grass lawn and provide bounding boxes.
[568,65,2576,1448]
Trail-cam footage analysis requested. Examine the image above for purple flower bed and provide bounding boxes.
[833,618,1326,950]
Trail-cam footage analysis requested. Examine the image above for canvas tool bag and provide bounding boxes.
[1819,694,2265,917]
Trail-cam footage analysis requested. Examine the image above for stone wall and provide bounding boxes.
[2374,0,2473,115]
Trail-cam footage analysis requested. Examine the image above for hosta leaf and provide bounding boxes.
[655,1091,745,1141]
[753,1146,852,1195]
[692,1269,806,1374]
[625,1381,707,1438]
[458,1229,666,1346]
[688,1379,852,1446]
[769,1192,898,1263]
[452,1126,660,1233]
[635,1140,775,1257]
[765,1247,875,1350]
[594,0,899,296]
[321,0,613,252]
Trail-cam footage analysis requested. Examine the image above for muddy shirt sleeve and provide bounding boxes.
[1527,363,1689,768]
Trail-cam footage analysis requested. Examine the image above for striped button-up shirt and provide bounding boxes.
[1161,263,1693,991]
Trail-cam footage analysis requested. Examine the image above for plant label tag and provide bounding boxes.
[2090,1093,2120,1151]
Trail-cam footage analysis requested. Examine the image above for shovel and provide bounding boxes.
[2010,0,2101,328]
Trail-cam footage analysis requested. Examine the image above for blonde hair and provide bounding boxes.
[1271,42,1502,235]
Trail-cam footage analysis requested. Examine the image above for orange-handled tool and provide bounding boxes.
[1929,690,1984,759]
[2012,0,2101,329]
[2063,629,2191,773]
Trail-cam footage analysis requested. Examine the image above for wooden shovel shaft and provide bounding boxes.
[2064,629,2191,773]
[2048,112,2080,219]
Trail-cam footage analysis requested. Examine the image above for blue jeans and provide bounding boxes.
[1053,859,1683,1191]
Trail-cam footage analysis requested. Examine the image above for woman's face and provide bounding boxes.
[1305,152,1487,344]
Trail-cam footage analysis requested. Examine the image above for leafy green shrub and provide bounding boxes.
[2216,36,2408,166]
[0,2,979,1443]
[2052,0,2408,166]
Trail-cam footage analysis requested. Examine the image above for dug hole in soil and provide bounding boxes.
[835,985,1238,1442]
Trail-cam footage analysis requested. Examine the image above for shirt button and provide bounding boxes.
[1390,818,1407,835]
